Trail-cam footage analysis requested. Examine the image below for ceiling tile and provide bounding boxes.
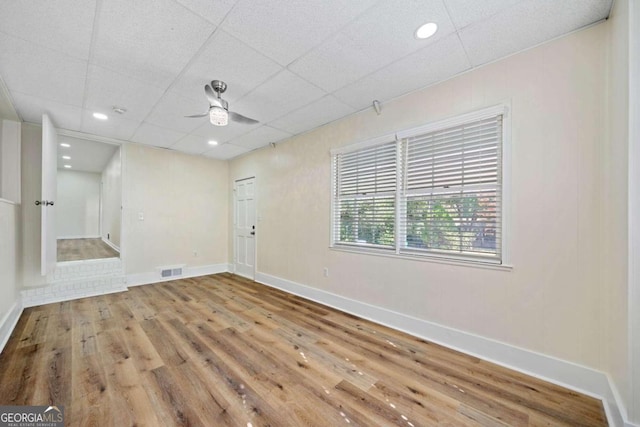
[169,134,215,155]
[444,0,524,30]
[174,0,238,26]
[221,0,377,66]
[190,119,258,143]
[0,33,87,106]
[459,0,612,67]
[335,34,471,110]
[231,70,326,123]
[84,65,167,122]
[289,0,455,92]
[80,110,140,141]
[202,143,250,160]
[145,91,209,134]
[269,96,355,135]
[131,123,187,148]
[227,125,291,150]
[10,91,83,130]
[0,0,96,60]
[92,0,215,87]
[172,29,283,103]
[11,92,82,129]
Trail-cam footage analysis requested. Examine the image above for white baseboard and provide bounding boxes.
[126,263,230,287]
[255,271,627,427]
[0,298,23,354]
[101,236,120,252]
[58,235,101,240]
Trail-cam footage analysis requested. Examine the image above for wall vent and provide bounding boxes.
[159,266,184,278]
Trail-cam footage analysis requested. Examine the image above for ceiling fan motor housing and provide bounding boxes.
[211,80,227,94]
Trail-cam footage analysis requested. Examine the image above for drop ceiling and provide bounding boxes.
[0,0,612,160]
[57,135,118,173]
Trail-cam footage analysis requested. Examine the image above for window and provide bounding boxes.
[331,106,506,264]
[332,139,397,249]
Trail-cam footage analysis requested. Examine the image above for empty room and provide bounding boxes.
[0,0,638,426]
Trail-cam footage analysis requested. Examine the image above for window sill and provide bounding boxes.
[329,245,513,271]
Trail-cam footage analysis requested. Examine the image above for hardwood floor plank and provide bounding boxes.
[57,238,118,262]
[0,273,608,426]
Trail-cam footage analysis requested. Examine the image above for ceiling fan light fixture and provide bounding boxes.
[415,22,438,39]
[209,106,228,126]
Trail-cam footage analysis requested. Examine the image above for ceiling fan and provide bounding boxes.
[186,80,259,126]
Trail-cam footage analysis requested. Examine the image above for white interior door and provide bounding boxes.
[234,177,256,279]
[41,114,57,276]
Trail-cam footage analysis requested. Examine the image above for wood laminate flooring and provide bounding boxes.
[57,238,119,262]
[0,273,607,426]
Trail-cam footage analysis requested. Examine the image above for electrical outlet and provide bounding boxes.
[193,250,198,257]
[323,267,329,277]
[138,212,144,221]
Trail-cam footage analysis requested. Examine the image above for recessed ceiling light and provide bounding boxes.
[93,112,108,120]
[415,22,438,39]
[60,143,70,148]
[64,165,72,169]
[62,155,71,160]
[208,140,218,146]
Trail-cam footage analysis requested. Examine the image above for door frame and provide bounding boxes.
[233,176,257,280]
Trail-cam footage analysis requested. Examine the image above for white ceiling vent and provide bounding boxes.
[158,265,185,279]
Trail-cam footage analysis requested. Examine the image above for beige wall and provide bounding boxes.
[56,170,101,238]
[122,144,229,275]
[230,24,608,369]
[604,0,631,418]
[101,148,121,248]
[0,200,20,323]
[0,91,21,328]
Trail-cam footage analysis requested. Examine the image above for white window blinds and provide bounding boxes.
[331,106,505,264]
[333,141,397,248]
[400,115,502,261]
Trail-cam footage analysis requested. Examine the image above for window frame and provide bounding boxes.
[330,104,511,268]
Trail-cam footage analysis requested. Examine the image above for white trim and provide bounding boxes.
[396,104,508,140]
[126,263,230,287]
[330,133,396,155]
[101,236,120,252]
[0,198,17,205]
[58,235,101,240]
[500,101,513,265]
[57,128,127,147]
[629,0,640,423]
[255,271,625,427]
[0,299,23,354]
[330,245,512,271]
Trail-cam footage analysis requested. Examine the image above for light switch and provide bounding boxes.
[138,212,144,221]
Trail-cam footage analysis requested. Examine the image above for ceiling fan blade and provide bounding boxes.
[229,111,259,125]
[204,85,217,104]
[185,112,209,118]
